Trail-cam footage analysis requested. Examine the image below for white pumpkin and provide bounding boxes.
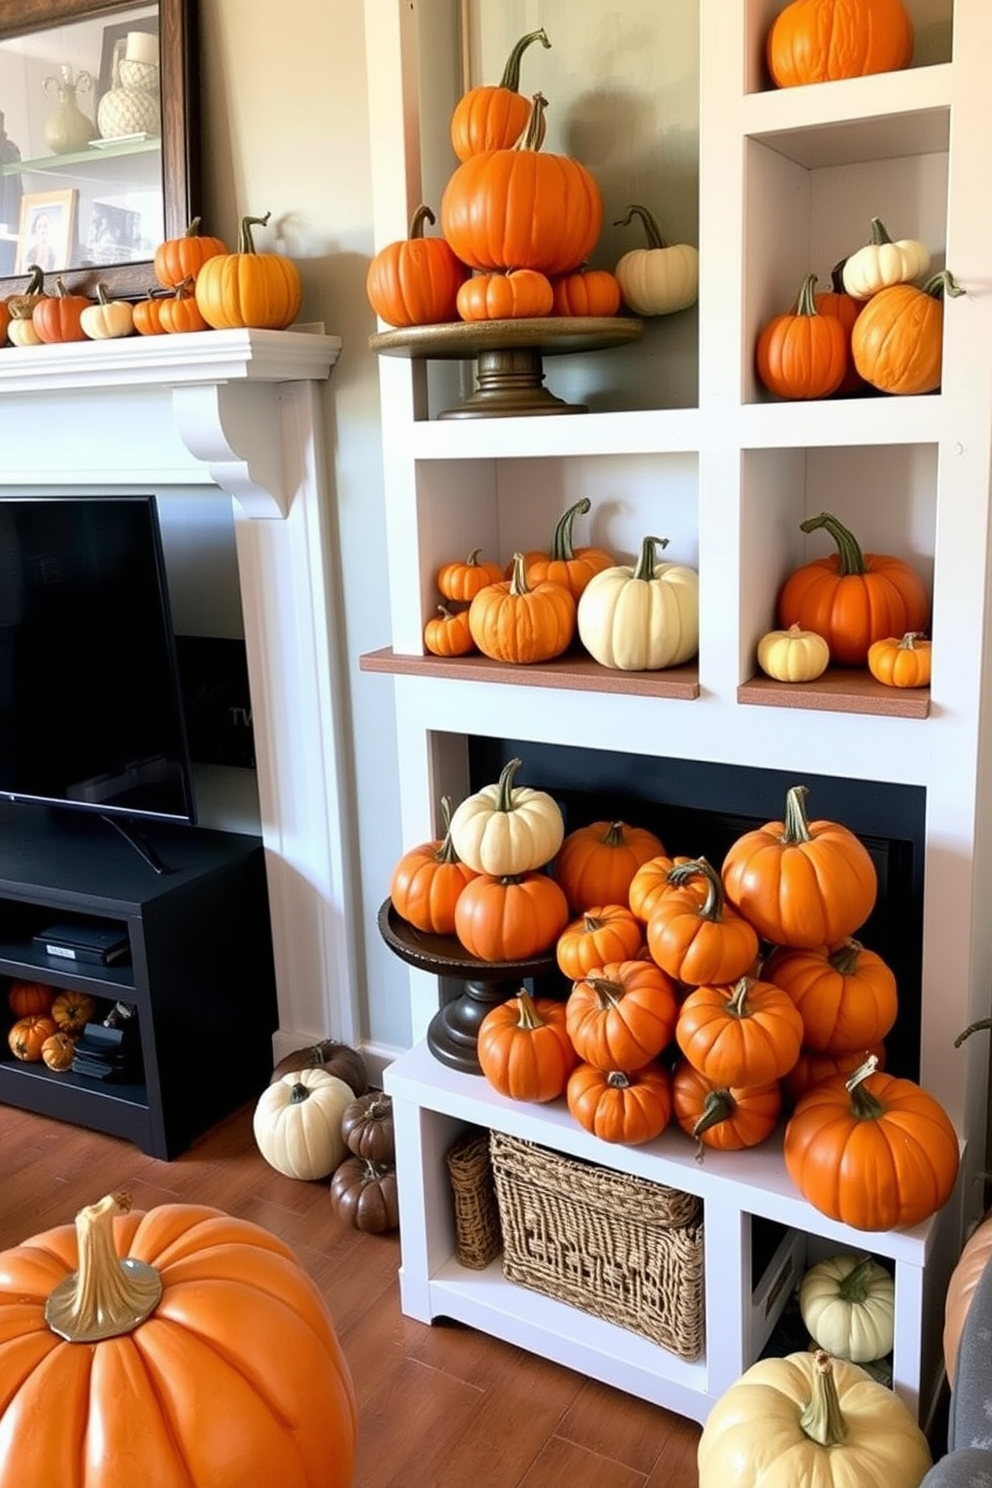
[756,624,830,682]
[253,1067,354,1180]
[799,1254,896,1363]
[842,217,931,301]
[577,535,699,671]
[448,756,564,876]
[698,1350,931,1488]
[614,204,699,316]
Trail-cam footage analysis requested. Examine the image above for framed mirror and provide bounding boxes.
[0,0,198,301]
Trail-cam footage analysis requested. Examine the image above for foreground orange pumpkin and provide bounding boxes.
[867,630,932,688]
[767,0,914,88]
[0,1191,357,1487]
[675,975,804,1087]
[784,1054,959,1230]
[195,212,302,330]
[777,510,930,666]
[755,273,847,401]
[477,989,576,1102]
[32,278,91,343]
[721,783,877,948]
[851,270,963,396]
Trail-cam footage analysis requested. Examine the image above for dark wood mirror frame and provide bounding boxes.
[0,0,199,301]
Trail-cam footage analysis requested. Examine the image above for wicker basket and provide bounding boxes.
[489,1130,704,1359]
[446,1127,503,1270]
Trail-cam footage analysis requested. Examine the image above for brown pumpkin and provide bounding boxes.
[340,1091,395,1165]
[468,552,576,665]
[450,28,551,161]
[366,205,468,328]
[8,1015,58,1062]
[270,1038,368,1096]
[330,1157,399,1234]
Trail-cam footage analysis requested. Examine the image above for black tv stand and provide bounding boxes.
[101,814,173,875]
[0,808,278,1158]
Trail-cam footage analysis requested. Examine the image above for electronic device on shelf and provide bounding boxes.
[34,920,131,967]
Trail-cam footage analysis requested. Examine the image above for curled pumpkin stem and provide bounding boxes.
[44,1192,163,1343]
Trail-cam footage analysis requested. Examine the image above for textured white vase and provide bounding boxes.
[97,62,160,140]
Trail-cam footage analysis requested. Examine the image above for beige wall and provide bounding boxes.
[199,0,410,1051]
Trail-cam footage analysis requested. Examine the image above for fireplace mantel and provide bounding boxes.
[0,327,359,1058]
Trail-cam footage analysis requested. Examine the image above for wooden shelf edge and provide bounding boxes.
[738,670,930,719]
[358,647,700,698]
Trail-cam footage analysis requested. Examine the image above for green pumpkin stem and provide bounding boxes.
[829,258,847,294]
[606,1070,632,1089]
[238,211,272,254]
[844,1053,886,1120]
[868,217,894,247]
[793,273,820,317]
[408,205,435,239]
[508,552,532,597]
[780,784,813,845]
[550,498,591,561]
[613,204,668,249]
[289,1081,311,1103]
[954,1018,992,1048]
[498,28,550,91]
[836,1257,878,1304]
[799,510,867,576]
[692,1087,736,1139]
[23,264,45,295]
[827,938,863,976]
[798,1352,850,1448]
[667,857,724,922]
[43,1192,163,1344]
[494,757,524,813]
[922,269,964,300]
[632,535,670,582]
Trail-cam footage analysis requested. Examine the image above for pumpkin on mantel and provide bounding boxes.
[194,211,302,330]
[0,1190,357,1487]
[32,277,91,343]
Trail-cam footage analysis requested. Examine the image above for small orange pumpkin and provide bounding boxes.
[565,958,678,1073]
[550,268,621,318]
[436,549,504,603]
[646,857,760,987]
[867,631,932,688]
[154,216,228,290]
[159,278,209,334]
[366,205,468,328]
[675,975,805,1087]
[423,604,475,658]
[389,796,478,936]
[32,277,91,343]
[627,853,703,923]
[555,904,644,980]
[516,498,616,602]
[41,1030,78,1072]
[755,273,848,401]
[51,990,98,1035]
[566,1062,673,1144]
[456,269,553,322]
[450,28,551,162]
[555,819,666,914]
[476,989,577,1102]
[671,1059,782,1152]
[468,552,576,665]
[131,290,169,336]
[195,212,302,331]
[8,1015,58,1062]
[453,870,569,962]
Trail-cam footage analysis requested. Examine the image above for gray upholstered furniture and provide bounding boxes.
[919,1248,992,1487]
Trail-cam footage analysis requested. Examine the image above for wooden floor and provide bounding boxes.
[0,1098,702,1488]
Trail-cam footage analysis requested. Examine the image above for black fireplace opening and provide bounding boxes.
[468,737,926,1082]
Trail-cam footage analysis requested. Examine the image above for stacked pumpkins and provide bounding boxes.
[423,500,699,673]
[253,1040,398,1234]
[389,765,959,1234]
[5,978,97,1072]
[366,31,699,329]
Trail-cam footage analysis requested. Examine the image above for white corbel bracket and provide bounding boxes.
[172,381,290,518]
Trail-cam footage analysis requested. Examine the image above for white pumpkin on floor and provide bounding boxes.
[253,1067,354,1180]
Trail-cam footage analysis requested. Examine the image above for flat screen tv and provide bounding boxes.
[0,495,196,827]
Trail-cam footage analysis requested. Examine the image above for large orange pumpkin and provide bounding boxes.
[476,989,577,1102]
[566,1062,673,1145]
[767,0,914,88]
[450,28,550,162]
[564,958,678,1073]
[555,818,666,914]
[763,937,898,1053]
[440,92,602,279]
[453,870,569,961]
[32,279,91,343]
[721,783,878,948]
[851,271,962,396]
[777,510,930,666]
[195,212,302,331]
[783,1054,959,1230]
[366,204,468,328]
[0,1191,357,1487]
[755,273,847,401]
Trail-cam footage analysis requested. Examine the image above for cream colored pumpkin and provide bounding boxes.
[252,1067,354,1180]
[448,756,564,876]
[757,624,829,682]
[842,217,931,301]
[799,1254,895,1363]
[8,309,42,347]
[614,204,698,316]
[577,534,699,671]
[697,1350,931,1488]
[80,284,135,340]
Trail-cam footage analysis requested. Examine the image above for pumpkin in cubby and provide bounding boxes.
[756,623,830,682]
[755,273,848,400]
[423,603,475,657]
[841,217,930,301]
[516,497,615,602]
[52,990,97,1035]
[41,1030,78,1072]
[366,204,468,328]
[550,267,621,318]
[449,27,551,161]
[576,534,700,671]
[851,271,964,396]
[867,631,931,688]
[7,1014,58,1062]
[7,979,56,1017]
[777,511,930,666]
[613,204,699,316]
[555,818,666,914]
[799,1253,896,1364]
[766,0,915,89]
[436,549,503,603]
[468,552,576,664]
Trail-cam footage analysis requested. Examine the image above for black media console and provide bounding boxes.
[0,807,278,1159]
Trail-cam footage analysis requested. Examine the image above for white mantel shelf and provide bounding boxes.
[0,326,361,1064]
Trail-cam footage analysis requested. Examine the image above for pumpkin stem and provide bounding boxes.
[798,1351,849,1448]
[514,92,548,153]
[613,204,668,249]
[289,1081,312,1103]
[954,1017,992,1048]
[780,784,813,845]
[836,1256,878,1304]
[827,938,863,977]
[867,216,894,247]
[508,551,533,597]
[798,511,867,577]
[238,211,272,254]
[631,534,669,582]
[493,756,524,813]
[549,498,592,562]
[184,216,204,237]
[844,1053,887,1121]
[606,1070,632,1089]
[829,258,847,294]
[600,820,630,848]
[514,989,546,1030]
[586,975,626,1008]
[301,1038,348,1067]
[43,1192,163,1343]
[725,976,754,1018]
[408,205,436,239]
[667,856,724,922]
[922,269,964,300]
[498,28,551,90]
[793,272,820,317]
[95,282,112,305]
[435,794,463,864]
[23,264,45,295]
[692,1086,736,1139]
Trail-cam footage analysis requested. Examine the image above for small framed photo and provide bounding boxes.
[15,190,78,277]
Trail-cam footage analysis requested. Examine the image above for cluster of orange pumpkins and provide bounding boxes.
[756,216,961,402]
[0,212,302,345]
[390,762,959,1232]
[366,30,698,329]
[5,978,98,1072]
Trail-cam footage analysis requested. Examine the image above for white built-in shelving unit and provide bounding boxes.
[364,0,992,1428]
